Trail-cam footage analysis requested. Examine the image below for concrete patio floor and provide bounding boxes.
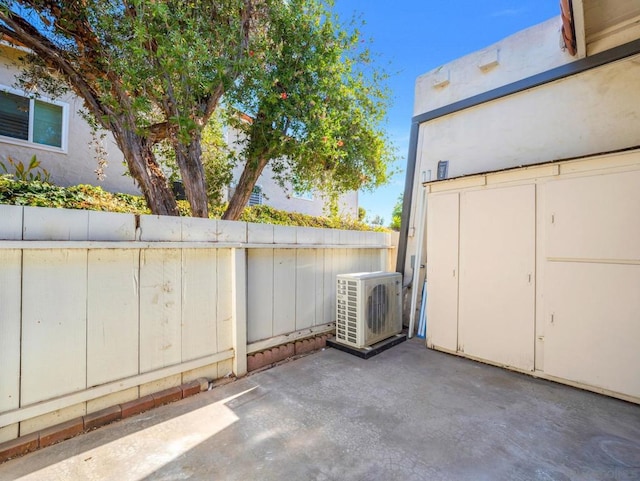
[1,338,639,481]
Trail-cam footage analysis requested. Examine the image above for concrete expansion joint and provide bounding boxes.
[0,377,212,464]
[247,333,331,373]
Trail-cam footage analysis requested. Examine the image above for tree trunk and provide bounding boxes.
[115,128,179,216]
[223,156,269,221]
[172,131,209,218]
[0,8,179,216]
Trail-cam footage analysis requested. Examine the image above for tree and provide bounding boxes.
[0,0,258,217]
[221,0,394,220]
[1,0,393,220]
[390,193,403,231]
[155,112,234,208]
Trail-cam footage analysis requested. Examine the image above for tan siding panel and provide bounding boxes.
[458,185,535,371]
[546,170,640,261]
[426,193,459,352]
[544,262,640,398]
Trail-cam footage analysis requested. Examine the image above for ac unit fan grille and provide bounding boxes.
[336,272,402,349]
[367,284,389,334]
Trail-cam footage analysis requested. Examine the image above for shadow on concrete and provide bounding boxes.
[1,339,640,480]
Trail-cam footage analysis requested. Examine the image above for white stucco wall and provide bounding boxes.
[0,45,138,194]
[417,55,640,181]
[403,14,640,295]
[230,162,358,218]
[414,18,574,116]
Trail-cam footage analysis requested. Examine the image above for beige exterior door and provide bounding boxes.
[426,193,459,352]
[458,184,536,371]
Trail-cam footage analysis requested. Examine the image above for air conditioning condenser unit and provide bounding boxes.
[336,272,402,349]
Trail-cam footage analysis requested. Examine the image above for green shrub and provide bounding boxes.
[0,177,387,231]
[0,155,51,183]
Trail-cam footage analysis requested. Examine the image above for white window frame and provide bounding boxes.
[0,84,69,153]
[248,184,264,206]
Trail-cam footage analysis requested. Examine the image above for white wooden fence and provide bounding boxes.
[0,205,397,443]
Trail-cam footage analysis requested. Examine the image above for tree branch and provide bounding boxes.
[0,9,114,127]
[200,0,255,125]
[145,121,171,144]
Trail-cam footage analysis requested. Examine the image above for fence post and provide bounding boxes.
[232,248,248,377]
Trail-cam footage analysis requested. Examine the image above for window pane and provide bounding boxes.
[33,100,63,147]
[293,189,314,201]
[0,91,29,141]
[249,185,263,206]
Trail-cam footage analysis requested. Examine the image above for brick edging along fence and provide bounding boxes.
[0,333,332,464]
[0,379,207,463]
[247,334,330,372]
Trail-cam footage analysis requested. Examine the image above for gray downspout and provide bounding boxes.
[395,121,420,282]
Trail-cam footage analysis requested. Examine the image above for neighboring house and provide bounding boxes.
[0,37,358,217]
[400,1,640,403]
[0,36,138,195]
[228,161,358,218]
[224,126,358,218]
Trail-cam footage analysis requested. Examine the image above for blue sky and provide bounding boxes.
[332,0,560,225]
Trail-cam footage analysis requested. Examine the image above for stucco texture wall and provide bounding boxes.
[0,46,138,194]
[416,56,640,181]
[230,162,358,218]
[0,46,139,193]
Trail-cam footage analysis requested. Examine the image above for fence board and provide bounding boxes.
[273,249,296,336]
[247,249,274,343]
[87,250,140,386]
[314,250,325,326]
[182,249,218,361]
[139,249,182,372]
[295,249,316,330]
[21,250,88,405]
[323,249,336,325]
[0,251,21,413]
[336,248,349,276]
[216,249,234,352]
